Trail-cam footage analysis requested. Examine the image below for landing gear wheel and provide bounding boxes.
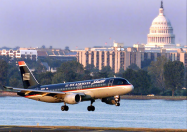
[115,103,120,106]
[114,95,120,107]
[87,106,91,111]
[61,106,69,111]
[87,99,95,111]
[65,106,69,111]
[87,106,95,111]
[92,106,95,111]
[61,106,65,111]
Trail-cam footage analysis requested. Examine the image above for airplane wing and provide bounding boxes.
[2,86,85,96]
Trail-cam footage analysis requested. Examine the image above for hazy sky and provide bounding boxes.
[0,0,186,49]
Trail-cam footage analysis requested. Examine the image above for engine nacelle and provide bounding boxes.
[64,94,81,104]
[101,97,116,105]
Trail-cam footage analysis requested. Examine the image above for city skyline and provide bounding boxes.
[0,0,186,49]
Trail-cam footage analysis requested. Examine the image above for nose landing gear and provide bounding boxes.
[114,95,120,106]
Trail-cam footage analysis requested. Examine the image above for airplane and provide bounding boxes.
[3,61,134,111]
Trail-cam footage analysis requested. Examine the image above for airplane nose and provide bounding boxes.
[124,85,134,92]
[131,85,134,90]
[129,85,134,92]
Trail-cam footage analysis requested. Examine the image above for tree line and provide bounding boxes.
[0,55,186,96]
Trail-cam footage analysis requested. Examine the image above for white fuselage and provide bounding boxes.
[25,84,133,103]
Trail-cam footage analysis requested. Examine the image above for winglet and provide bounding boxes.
[18,61,26,66]
[2,86,14,92]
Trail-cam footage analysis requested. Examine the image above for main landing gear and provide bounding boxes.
[87,99,95,111]
[61,103,69,111]
[114,95,120,106]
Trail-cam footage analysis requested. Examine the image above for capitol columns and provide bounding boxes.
[167,37,169,44]
[159,37,161,43]
[169,37,171,44]
[157,37,158,43]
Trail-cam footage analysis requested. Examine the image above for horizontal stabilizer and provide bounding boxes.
[2,86,15,92]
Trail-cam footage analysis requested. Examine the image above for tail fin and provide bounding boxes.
[18,61,40,89]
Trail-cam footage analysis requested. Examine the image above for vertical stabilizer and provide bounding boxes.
[18,61,39,89]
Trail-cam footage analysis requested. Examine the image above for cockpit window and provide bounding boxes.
[113,79,130,85]
[117,81,123,85]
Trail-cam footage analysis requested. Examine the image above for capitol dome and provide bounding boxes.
[152,15,171,27]
[146,1,175,48]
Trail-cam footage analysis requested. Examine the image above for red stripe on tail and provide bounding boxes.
[18,61,26,66]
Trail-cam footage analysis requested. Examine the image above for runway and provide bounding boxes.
[0,126,186,132]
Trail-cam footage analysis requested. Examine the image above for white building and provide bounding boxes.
[146,1,176,48]
[0,49,37,61]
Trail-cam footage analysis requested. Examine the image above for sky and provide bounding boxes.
[0,0,186,50]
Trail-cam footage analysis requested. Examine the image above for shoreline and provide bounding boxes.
[121,95,187,100]
[0,92,186,100]
[0,125,186,132]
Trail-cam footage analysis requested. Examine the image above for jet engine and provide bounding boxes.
[101,97,116,105]
[64,94,81,104]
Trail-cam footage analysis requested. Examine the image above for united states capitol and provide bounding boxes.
[0,1,186,73]
[76,1,186,73]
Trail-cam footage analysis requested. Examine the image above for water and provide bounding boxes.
[0,97,186,129]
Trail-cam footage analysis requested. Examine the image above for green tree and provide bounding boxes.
[100,66,114,77]
[148,56,168,92]
[135,70,151,95]
[185,66,187,89]
[141,59,152,71]
[6,63,22,87]
[38,72,54,85]
[52,72,66,84]
[39,57,62,69]
[85,64,95,71]
[123,69,151,95]
[9,78,19,87]
[81,70,92,81]
[0,59,8,86]
[164,61,184,96]
[116,68,125,77]
[58,61,84,74]
[122,69,137,94]
[92,66,114,79]
[41,45,46,49]
[128,63,140,71]
[52,61,85,83]
[35,61,47,73]
[0,55,11,62]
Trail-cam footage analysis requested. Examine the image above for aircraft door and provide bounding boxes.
[108,79,114,86]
